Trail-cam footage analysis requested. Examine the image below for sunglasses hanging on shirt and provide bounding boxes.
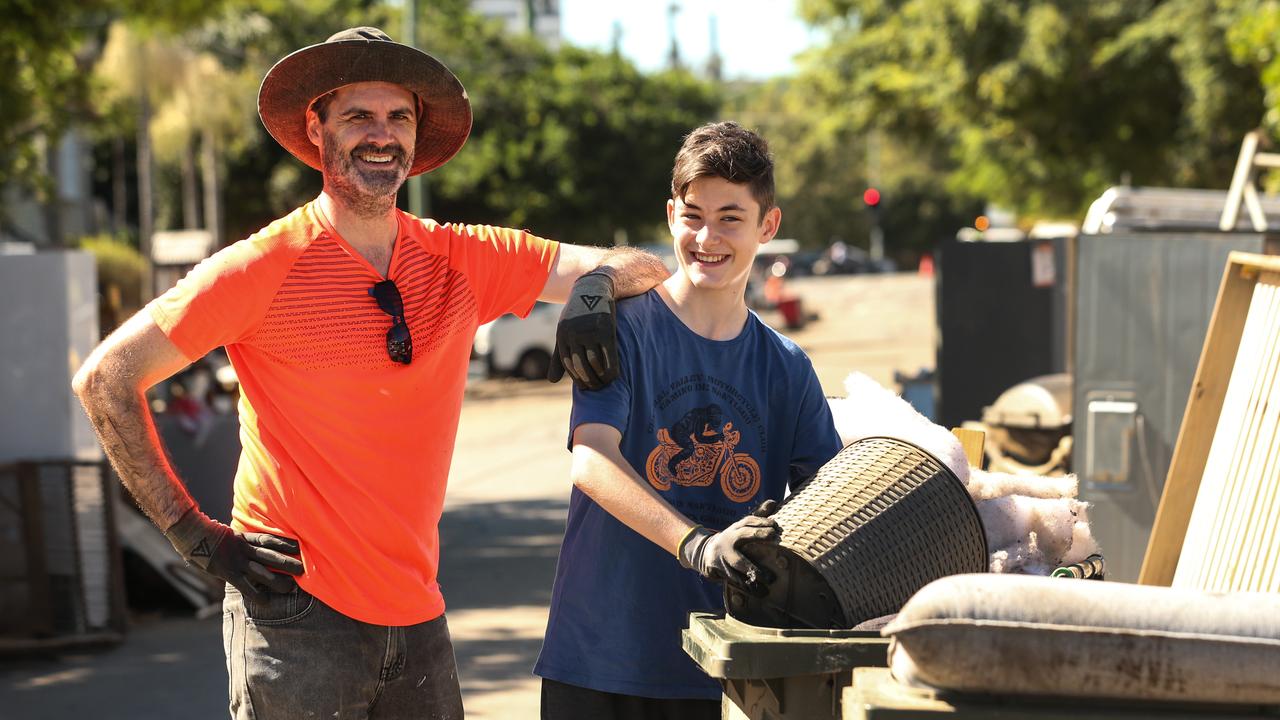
[368,279,412,364]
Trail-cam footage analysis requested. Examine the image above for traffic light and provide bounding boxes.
[863,187,881,207]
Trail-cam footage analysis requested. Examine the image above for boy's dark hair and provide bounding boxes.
[671,121,775,222]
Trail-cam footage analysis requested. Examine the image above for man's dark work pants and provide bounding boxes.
[223,584,464,719]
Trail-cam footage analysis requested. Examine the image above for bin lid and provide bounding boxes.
[682,612,888,680]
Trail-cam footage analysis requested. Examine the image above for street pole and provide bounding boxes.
[137,42,155,301]
[867,131,883,262]
[404,0,428,218]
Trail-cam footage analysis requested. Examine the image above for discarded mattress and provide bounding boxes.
[885,573,1280,705]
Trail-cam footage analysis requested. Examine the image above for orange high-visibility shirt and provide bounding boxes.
[148,202,557,625]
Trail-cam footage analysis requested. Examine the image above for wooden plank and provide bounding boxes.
[1139,255,1258,585]
[950,428,985,468]
[1215,251,1280,274]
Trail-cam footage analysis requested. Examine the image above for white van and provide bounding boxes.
[472,301,559,380]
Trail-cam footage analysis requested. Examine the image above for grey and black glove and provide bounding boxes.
[678,514,780,588]
[752,499,780,518]
[547,271,618,390]
[164,506,303,599]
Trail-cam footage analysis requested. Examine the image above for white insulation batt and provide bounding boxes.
[828,372,1099,575]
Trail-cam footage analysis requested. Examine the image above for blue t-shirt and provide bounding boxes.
[534,290,843,699]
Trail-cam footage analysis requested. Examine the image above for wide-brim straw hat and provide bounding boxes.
[258,27,472,177]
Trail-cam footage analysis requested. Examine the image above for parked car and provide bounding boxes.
[473,301,559,380]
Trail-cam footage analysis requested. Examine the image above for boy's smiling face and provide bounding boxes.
[667,176,781,295]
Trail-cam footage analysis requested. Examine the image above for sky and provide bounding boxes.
[558,0,819,80]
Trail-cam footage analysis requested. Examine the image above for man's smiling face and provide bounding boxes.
[307,81,417,212]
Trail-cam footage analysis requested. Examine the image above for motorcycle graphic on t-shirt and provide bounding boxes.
[645,404,761,503]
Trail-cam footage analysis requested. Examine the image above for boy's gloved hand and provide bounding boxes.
[547,272,618,390]
[752,499,780,517]
[164,506,303,599]
[678,515,780,588]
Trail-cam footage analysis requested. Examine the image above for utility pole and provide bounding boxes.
[866,132,884,262]
[137,41,155,301]
[706,15,723,82]
[667,3,681,70]
[611,20,623,56]
[404,0,429,218]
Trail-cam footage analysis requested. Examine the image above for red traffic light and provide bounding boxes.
[863,188,881,206]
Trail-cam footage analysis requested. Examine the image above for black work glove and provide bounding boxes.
[164,506,303,600]
[547,271,618,390]
[678,515,780,588]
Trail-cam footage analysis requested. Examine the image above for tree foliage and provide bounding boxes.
[68,0,718,247]
[0,0,227,196]
[417,3,720,245]
[794,0,1266,218]
[727,79,871,248]
[729,73,981,258]
[1226,1,1280,138]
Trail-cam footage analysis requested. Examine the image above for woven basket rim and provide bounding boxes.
[825,435,989,560]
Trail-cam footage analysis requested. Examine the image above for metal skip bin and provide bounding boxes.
[683,436,988,719]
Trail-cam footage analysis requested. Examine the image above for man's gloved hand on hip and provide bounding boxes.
[678,514,780,590]
[164,506,303,599]
[547,271,618,390]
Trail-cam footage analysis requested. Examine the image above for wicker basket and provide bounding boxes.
[727,436,987,629]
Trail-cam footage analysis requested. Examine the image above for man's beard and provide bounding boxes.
[321,133,412,217]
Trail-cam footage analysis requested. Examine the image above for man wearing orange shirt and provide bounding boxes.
[72,27,668,720]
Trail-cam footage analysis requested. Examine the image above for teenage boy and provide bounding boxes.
[534,122,844,719]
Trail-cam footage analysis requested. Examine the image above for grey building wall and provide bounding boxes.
[0,251,100,462]
[0,130,96,248]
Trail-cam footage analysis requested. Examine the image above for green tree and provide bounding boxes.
[418,5,721,245]
[729,75,982,260]
[132,0,389,242]
[79,232,147,331]
[727,78,871,249]
[95,18,263,242]
[0,0,226,201]
[796,0,1266,218]
[1226,1,1280,146]
[74,0,715,250]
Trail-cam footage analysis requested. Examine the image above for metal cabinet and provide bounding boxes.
[1073,232,1276,581]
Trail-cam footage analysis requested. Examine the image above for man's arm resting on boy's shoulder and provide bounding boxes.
[571,423,780,586]
[72,310,302,599]
[539,244,670,305]
[542,245,670,389]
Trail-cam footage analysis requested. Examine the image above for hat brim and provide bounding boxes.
[258,39,472,177]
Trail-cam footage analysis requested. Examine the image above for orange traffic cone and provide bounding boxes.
[918,253,935,277]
